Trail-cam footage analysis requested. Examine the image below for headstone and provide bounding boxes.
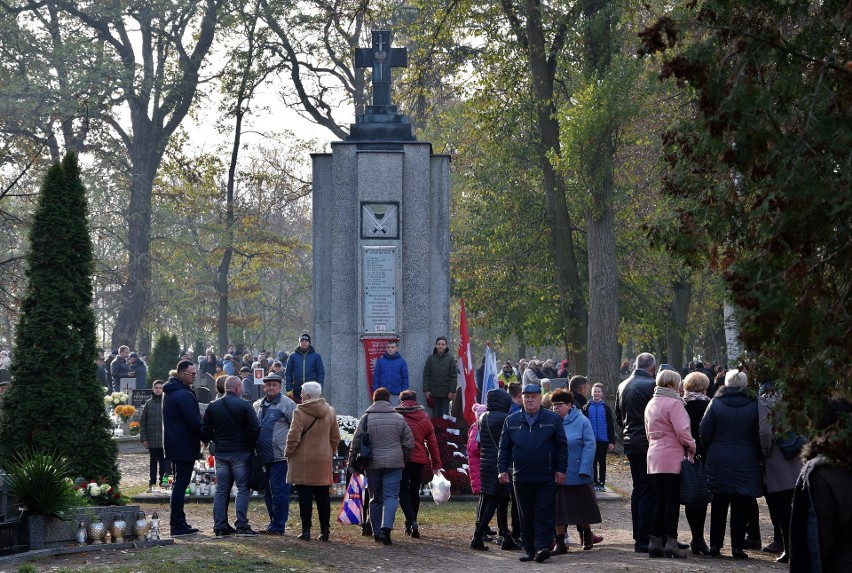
[313,30,450,417]
[119,377,136,393]
[131,388,153,410]
[193,372,216,404]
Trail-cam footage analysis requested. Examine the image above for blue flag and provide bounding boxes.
[481,343,499,404]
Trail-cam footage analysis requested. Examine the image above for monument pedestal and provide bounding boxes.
[312,142,450,416]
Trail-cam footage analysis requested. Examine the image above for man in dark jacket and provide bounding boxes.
[373,340,409,405]
[110,345,134,391]
[163,359,207,536]
[139,380,170,492]
[285,333,325,403]
[203,375,261,537]
[422,336,457,417]
[498,384,568,563]
[615,352,658,553]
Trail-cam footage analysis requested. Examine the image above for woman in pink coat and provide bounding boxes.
[466,403,487,495]
[644,369,696,559]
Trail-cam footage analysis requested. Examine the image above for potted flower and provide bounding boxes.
[114,404,136,423]
[5,449,79,549]
[128,420,141,436]
[73,478,128,507]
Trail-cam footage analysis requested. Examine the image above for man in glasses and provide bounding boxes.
[163,359,207,536]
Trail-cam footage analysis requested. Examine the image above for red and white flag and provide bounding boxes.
[457,298,478,426]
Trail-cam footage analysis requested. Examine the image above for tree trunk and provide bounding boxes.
[586,166,619,392]
[723,301,741,366]
[582,0,618,387]
[111,135,160,349]
[666,278,692,372]
[520,0,588,372]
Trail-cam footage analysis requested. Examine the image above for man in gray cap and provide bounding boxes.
[498,383,568,563]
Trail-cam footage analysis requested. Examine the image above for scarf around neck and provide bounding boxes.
[653,386,683,402]
[684,390,710,402]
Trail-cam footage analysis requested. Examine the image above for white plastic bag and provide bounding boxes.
[429,470,452,505]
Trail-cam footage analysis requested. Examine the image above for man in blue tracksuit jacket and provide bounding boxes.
[285,333,324,403]
[372,340,409,405]
[497,384,568,563]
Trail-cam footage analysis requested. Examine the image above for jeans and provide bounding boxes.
[213,452,251,531]
[297,485,331,532]
[263,461,290,532]
[398,462,424,526]
[627,452,657,546]
[169,460,193,529]
[513,480,557,554]
[366,468,402,532]
[148,448,172,486]
[651,473,682,540]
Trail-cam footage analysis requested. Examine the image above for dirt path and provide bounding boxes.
[11,454,787,573]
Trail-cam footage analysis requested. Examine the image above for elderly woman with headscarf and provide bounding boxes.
[700,369,762,559]
[645,369,696,559]
[285,381,340,542]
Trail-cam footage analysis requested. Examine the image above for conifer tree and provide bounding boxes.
[0,152,119,484]
[148,333,181,384]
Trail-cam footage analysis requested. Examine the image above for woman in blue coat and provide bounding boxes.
[551,389,601,552]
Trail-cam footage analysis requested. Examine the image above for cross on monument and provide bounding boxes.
[354,31,407,109]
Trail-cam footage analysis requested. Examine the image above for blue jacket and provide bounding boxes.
[498,407,568,484]
[562,406,595,485]
[162,377,207,462]
[373,352,409,395]
[583,399,614,444]
[254,392,297,463]
[285,346,325,401]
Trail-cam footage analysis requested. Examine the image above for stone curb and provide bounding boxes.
[0,538,174,566]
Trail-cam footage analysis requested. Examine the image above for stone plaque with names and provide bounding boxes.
[362,246,397,333]
[131,389,152,410]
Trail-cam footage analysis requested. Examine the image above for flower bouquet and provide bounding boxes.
[336,415,359,457]
[128,421,141,436]
[73,478,128,507]
[104,391,130,407]
[114,404,136,423]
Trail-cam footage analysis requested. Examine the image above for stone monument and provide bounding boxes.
[312,30,450,416]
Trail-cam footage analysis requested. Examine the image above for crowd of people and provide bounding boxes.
[3,336,849,570]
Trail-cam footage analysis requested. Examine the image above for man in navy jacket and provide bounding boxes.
[285,333,325,403]
[498,384,568,563]
[163,359,208,536]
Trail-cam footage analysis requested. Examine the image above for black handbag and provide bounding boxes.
[680,451,712,506]
[352,414,372,472]
[247,451,267,492]
[775,431,807,460]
